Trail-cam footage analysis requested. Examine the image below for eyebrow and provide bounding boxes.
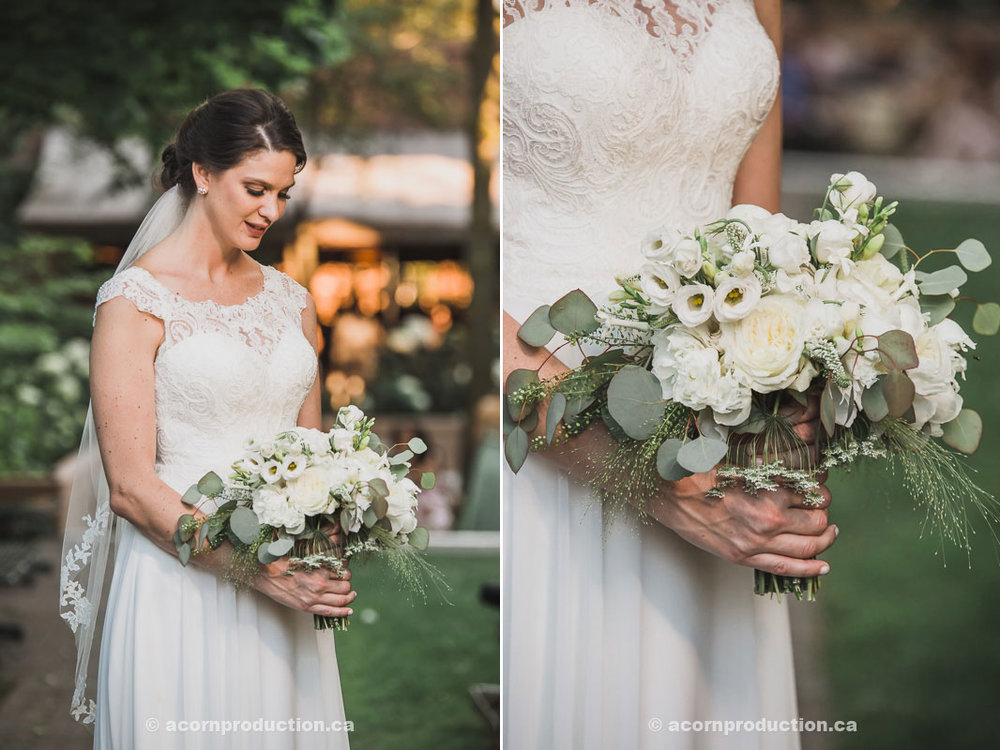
[243,177,296,191]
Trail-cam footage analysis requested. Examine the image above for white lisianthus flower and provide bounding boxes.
[672,284,715,326]
[286,461,336,515]
[242,435,263,453]
[260,460,283,484]
[337,405,365,430]
[713,276,762,323]
[650,327,752,425]
[719,295,816,392]
[829,171,877,223]
[671,238,704,278]
[728,250,757,276]
[810,220,857,269]
[640,262,683,307]
[641,226,684,262]
[280,454,307,480]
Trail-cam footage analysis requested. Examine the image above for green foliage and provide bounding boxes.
[0,233,107,476]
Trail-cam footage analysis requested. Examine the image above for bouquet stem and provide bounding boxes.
[314,613,350,631]
[754,569,820,602]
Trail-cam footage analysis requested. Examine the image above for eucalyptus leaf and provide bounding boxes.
[517,305,557,347]
[820,382,836,436]
[955,238,991,272]
[920,294,956,326]
[883,371,915,418]
[942,409,983,455]
[505,369,539,419]
[516,408,539,433]
[390,464,409,481]
[408,526,430,551]
[656,439,693,481]
[368,432,383,452]
[177,514,195,542]
[363,506,377,528]
[197,471,224,496]
[407,437,428,454]
[877,329,919,370]
[548,289,599,336]
[257,545,280,564]
[676,437,729,473]
[197,522,210,548]
[181,485,203,506]
[563,396,594,422]
[861,378,889,422]
[606,365,665,440]
[368,478,389,498]
[178,543,191,567]
[545,392,567,445]
[505,426,530,472]
[600,403,629,443]
[881,223,905,260]
[268,538,294,557]
[230,506,261,545]
[373,495,389,520]
[420,472,436,490]
[917,266,968,295]
[973,302,1000,336]
[390,450,415,465]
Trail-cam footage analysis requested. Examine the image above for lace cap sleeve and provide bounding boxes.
[270,266,310,316]
[93,267,170,326]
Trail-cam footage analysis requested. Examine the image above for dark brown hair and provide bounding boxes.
[159,89,306,199]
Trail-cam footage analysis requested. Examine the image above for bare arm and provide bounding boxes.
[91,295,354,616]
[295,291,323,430]
[731,0,783,211]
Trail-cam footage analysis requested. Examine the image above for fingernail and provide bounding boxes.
[819,563,830,575]
[347,609,354,615]
[833,525,840,538]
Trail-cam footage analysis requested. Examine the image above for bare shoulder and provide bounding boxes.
[753,0,782,53]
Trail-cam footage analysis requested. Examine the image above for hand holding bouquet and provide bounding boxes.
[174,406,437,629]
[506,172,999,600]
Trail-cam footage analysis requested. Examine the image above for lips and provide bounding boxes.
[245,221,268,239]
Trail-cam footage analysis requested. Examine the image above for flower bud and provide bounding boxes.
[701,260,718,283]
[860,233,885,260]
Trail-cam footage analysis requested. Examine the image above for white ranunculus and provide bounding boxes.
[650,327,752,425]
[671,238,704,278]
[810,220,857,268]
[292,427,330,456]
[728,249,757,276]
[253,487,306,535]
[829,171,877,222]
[337,405,365,430]
[713,275,762,323]
[719,295,816,392]
[641,227,684,262]
[672,284,715,326]
[767,231,810,273]
[329,427,355,453]
[287,462,336,515]
[640,262,683,307]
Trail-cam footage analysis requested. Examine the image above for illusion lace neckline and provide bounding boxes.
[128,263,270,310]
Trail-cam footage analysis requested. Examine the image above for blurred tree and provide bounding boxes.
[0,0,350,238]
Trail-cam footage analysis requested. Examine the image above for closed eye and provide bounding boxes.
[246,187,291,201]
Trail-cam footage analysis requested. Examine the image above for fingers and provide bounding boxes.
[758,523,839,560]
[742,552,831,579]
[787,484,832,511]
[779,395,819,425]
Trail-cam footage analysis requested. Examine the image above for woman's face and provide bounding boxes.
[195,149,299,252]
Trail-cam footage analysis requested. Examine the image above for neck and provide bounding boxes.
[166,199,247,279]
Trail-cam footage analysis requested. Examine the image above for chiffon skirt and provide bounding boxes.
[502,455,801,750]
[94,520,350,749]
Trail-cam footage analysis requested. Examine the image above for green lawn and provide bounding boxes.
[820,200,1000,749]
[335,550,500,750]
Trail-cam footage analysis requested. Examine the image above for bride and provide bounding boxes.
[503,2,837,748]
[59,89,355,748]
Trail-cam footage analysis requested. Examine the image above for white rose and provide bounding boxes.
[728,250,757,276]
[385,478,420,535]
[640,262,683,307]
[719,295,816,392]
[829,171,877,222]
[253,487,306,535]
[810,220,857,268]
[671,238,704,278]
[671,284,715,326]
[641,227,684,262]
[286,463,335,515]
[293,427,332,455]
[767,232,810,273]
[713,275,762,323]
[908,319,974,430]
[330,428,355,453]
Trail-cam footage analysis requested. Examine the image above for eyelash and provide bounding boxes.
[246,187,291,201]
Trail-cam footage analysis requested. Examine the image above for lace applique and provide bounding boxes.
[59,500,110,634]
[502,0,779,321]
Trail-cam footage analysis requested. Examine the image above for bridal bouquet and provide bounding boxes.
[174,405,437,630]
[505,172,999,600]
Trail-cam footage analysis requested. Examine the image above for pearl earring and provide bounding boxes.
[197,185,208,195]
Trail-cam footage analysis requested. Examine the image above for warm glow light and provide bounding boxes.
[308,218,381,248]
[309,263,355,325]
[429,303,453,333]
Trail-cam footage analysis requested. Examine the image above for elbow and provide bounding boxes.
[108,486,133,519]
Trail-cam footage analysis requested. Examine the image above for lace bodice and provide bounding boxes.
[503,0,779,321]
[94,264,317,500]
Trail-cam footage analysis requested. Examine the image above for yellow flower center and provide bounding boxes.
[725,288,744,304]
[689,293,705,310]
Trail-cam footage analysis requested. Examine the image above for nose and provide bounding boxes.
[257,193,281,223]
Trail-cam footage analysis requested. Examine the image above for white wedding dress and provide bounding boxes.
[90,263,350,749]
[503,2,799,748]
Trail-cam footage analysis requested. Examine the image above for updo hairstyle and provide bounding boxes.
[158,89,306,200]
